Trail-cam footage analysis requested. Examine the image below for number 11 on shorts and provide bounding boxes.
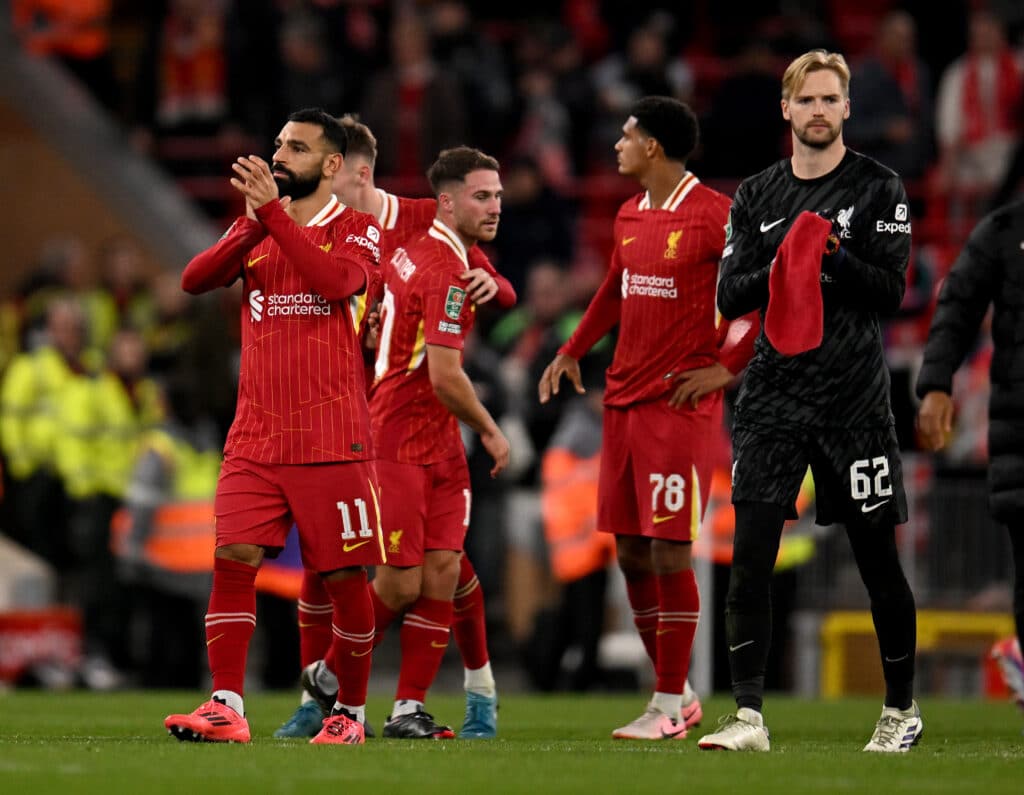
[337,498,374,539]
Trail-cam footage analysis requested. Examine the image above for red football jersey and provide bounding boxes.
[369,219,479,464]
[561,173,733,407]
[183,195,383,463]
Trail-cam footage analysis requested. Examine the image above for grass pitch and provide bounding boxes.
[1,690,1022,794]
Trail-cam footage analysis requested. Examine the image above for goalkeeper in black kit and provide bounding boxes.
[696,49,922,753]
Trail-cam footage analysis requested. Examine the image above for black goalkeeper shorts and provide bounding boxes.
[730,423,908,528]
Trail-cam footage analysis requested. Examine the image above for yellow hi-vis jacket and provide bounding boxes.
[0,346,86,480]
[58,372,164,499]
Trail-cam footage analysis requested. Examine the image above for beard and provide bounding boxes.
[273,167,321,200]
[794,120,842,150]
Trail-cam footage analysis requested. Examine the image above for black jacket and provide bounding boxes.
[916,198,1024,520]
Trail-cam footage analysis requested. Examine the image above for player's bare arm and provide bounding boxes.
[916,391,954,451]
[669,362,734,409]
[537,353,585,404]
[458,268,499,304]
[427,344,510,477]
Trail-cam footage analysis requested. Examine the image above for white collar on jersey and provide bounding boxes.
[638,172,699,212]
[310,194,346,226]
[428,218,469,267]
[375,188,400,230]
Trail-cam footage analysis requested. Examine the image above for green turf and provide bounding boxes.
[1,691,1022,794]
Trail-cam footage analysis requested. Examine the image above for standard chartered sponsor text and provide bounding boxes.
[628,273,677,299]
[267,293,332,316]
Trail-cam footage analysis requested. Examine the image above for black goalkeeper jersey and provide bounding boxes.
[718,149,911,431]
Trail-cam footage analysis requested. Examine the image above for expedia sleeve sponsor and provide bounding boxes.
[346,232,381,262]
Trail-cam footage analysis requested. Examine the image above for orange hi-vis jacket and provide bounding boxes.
[541,446,616,583]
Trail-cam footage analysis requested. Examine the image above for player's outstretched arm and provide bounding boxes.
[427,343,510,477]
[181,217,266,294]
[916,391,954,452]
[538,353,584,405]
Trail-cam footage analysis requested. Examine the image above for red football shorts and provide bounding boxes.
[215,456,385,572]
[376,454,471,567]
[597,394,721,541]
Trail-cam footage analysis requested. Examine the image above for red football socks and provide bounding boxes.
[654,569,700,695]
[625,573,660,664]
[395,596,453,703]
[298,569,332,667]
[452,556,489,670]
[324,571,374,708]
[206,557,258,696]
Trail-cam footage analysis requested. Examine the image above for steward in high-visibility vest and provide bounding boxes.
[0,299,90,561]
[541,395,616,583]
[57,330,164,500]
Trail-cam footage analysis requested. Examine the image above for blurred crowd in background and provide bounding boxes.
[2,0,1023,694]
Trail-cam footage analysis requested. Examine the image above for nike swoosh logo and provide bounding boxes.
[453,603,475,613]
[206,633,225,647]
[729,640,754,652]
[656,629,674,636]
[652,514,676,525]
[430,641,449,649]
[298,622,320,628]
[861,500,889,513]
[884,654,909,663]
[247,253,269,268]
[342,539,373,552]
[350,648,373,657]
[622,236,637,246]
[759,218,786,233]
[661,727,685,739]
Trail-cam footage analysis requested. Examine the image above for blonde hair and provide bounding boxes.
[781,50,850,99]
[338,114,378,166]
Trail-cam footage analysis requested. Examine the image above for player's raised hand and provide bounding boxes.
[459,268,499,304]
[669,363,733,409]
[480,426,510,478]
[538,353,584,404]
[230,155,280,209]
[917,390,954,451]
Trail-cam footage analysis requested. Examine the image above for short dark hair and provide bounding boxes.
[286,107,348,155]
[426,146,500,195]
[629,96,699,162]
[338,114,377,166]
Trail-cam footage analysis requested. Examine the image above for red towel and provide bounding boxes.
[765,211,831,356]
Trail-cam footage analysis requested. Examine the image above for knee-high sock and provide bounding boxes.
[396,596,453,703]
[452,555,489,670]
[726,501,786,712]
[624,573,659,665]
[847,519,917,710]
[324,571,374,709]
[655,569,700,696]
[298,569,332,667]
[206,557,258,696]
